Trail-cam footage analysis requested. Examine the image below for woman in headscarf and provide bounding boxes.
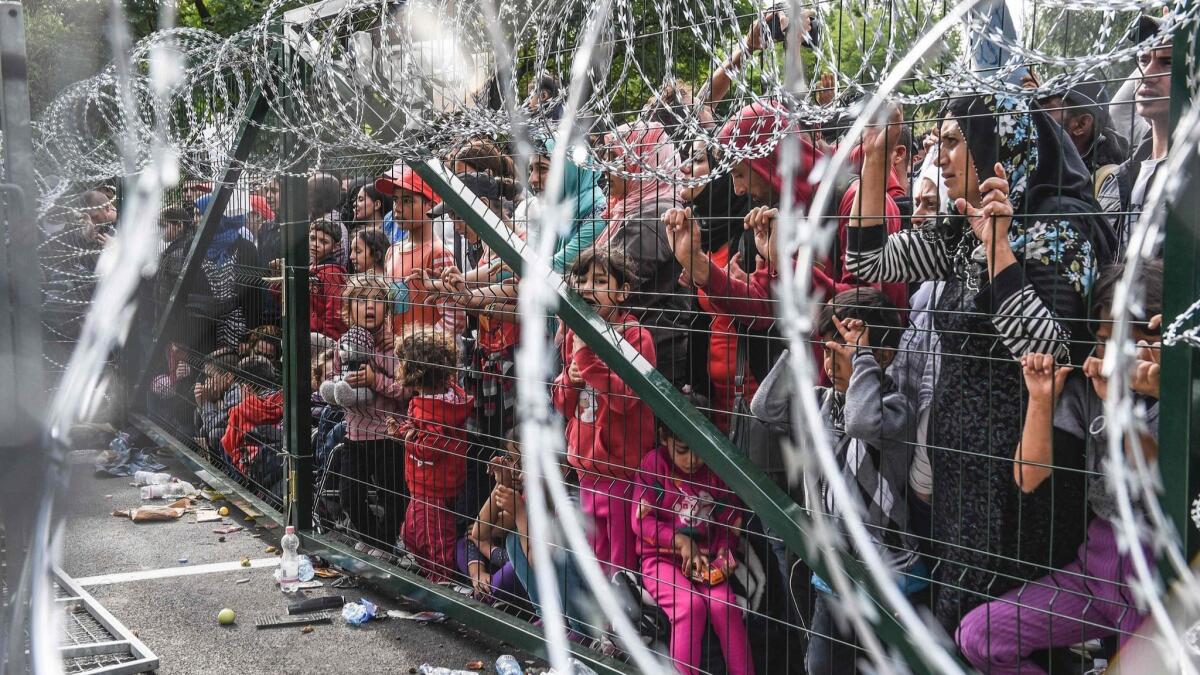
[846,93,1116,631]
[675,139,756,430]
[589,120,693,389]
[522,138,608,273]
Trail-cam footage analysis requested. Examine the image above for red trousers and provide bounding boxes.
[402,496,457,582]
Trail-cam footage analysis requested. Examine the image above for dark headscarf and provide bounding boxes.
[944,94,1117,267]
[691,149,752,254]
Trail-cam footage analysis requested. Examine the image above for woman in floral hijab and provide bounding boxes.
[845,93,1116,631]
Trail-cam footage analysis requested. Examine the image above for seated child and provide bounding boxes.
[633,389,753,675]
[460,431,525,605]
[387,331,474,581]
[808,287,924,675]
[956,261,1163,674]
[195,348,241,452]
[220,356,283,477]
[552,247,656,575]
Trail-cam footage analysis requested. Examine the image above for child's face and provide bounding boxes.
[351,236,373,272]
[205,366,232,394]
[254,339,278,361]
[312,355,333,389]
[576,261,629,319]
[1093,309,1158,359]
[822,337,853,393]
[309,228,337,261]
[666,434,704,474]
[348,296,386,331]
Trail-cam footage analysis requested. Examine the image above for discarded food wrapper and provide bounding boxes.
[266,546,277,554]
[240,557,251,567]
[195,509,222,523]
[313,567,340,578]
[130,506,185,522]
[297,580,323,590]
[301,625,314,634]
[112,509,130,519]
[167,497,191,509]
[465,661,484,671]
[341,599,377,625]
[391,610,446,623]
[213,525,243,534]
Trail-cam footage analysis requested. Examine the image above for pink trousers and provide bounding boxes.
[579,474,637,575]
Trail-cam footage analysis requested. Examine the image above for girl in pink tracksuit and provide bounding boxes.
[632,404,754,675]
[552,247,656,575]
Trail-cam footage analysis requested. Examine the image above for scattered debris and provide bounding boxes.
[465,660,484,670]
[218,536,226,543]
[213,525,243,535]
[265,546,277,554]
[112,505,185,522]
[300,625,314,634]
[391,610,446,623]
[94,432,166,478]
[167,497,191,509]
[313,567,341,578]
[416,666,478,675]
[104,494,113,500]
[235,578,250,585]
[240,557,251,567]
[297,580,323,590]
[287,595,345,615]
[178,557,188,565]
[341,599,378,625]
[195,509,222,523]
[255,612,333,629]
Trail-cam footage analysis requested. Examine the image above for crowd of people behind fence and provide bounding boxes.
[48,8,1179,675]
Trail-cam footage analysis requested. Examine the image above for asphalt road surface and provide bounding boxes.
[60,447,530,674]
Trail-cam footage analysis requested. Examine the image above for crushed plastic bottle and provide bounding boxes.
[545,659,598,675]
[342,598,377,625]
[298,554,315,582]
[415,667,476,675]
[279,526,300,593]
[139,480,196,499]
[494,654,524,675]
[133,471,172,485]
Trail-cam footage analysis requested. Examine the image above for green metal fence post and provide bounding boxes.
[1159,19,1200,575]
[280,35,313,534]
[410,159,948,674]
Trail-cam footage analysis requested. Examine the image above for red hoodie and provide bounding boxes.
[269,260,347,340]
[835,145,909,310]
[221,390,283,474]
[552,313,657,481]
[398,383,474,500]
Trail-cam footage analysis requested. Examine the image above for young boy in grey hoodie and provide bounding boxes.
[806,287,925,675]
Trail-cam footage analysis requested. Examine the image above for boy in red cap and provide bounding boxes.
[376,162,465,337]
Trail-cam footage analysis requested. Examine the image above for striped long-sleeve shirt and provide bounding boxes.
[846,222,1094,363]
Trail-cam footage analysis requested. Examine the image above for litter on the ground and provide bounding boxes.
[121,505,185,522]
[297,580,323,590]
[313,567,340,578]
[195,509,222,522]
[213,525,243,534]
[391,610,446,623]
[166,497,192,509]
[235,578,250,584]
[300,625,314,634]
[94,433,166,478]
[178,557,188,564]
[341,598,377,625]
[416,666,478,675]
[287,595,345,614]
[465,660,484,670]
[265,545,277,554]
[255,612,333,629]
[240,557,251,567]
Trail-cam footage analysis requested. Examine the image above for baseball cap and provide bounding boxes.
[375,160,441,204]
[428,172,501,218]
[1128,14,1167,44]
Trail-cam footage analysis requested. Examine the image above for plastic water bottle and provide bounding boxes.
[133,471,171,485]
[139,480,196,499]
[494,655,524,675]
[279,526,300,593]
[415,667,475,675]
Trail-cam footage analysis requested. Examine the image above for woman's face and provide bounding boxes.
[605,170,627,200]
[392,189,431,230]
[936,118,980,205]
[529,155,552,194]
[730,159,775,206]
[348,296,386,330]
[679,140,710,204]
[354,188,378,221]
[911,177,940,227]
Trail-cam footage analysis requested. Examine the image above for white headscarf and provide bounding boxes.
[917,144,950,208]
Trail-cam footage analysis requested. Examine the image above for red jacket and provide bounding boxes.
[399,384,474,500]
[269,260,347,340]
[552,313,657,481]
[836,173,909,310]
[221,390,283,474]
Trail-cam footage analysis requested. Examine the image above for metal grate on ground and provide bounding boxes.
[53,567,159,675]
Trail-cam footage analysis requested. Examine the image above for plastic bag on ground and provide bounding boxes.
[341,598,377,625]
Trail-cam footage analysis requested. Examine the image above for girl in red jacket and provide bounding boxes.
[552,247,657,575]
[269,219,348,340]
[387,331,474,582]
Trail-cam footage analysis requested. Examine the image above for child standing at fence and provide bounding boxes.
[955,262,1163,674]
[808,287,926,675]
[386,330,474,581]
[552,247,656,575]
[325,274,407,551]
[268,219,348,340]
[634,388,753,675]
